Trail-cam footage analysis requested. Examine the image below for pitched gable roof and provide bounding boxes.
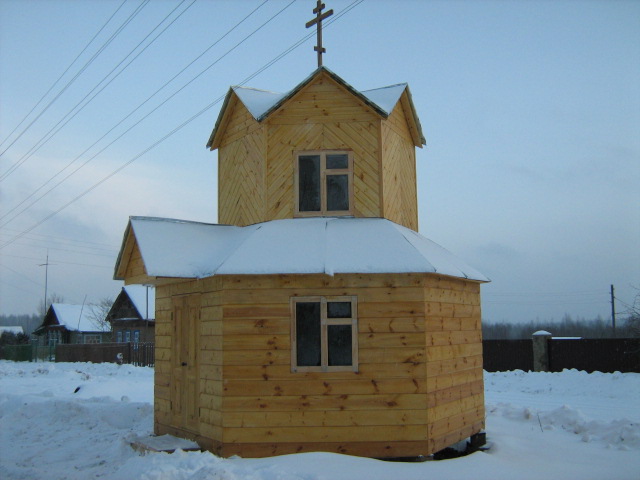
[123,285,155,320]
[207,66,426,150]
[49,304,96,332]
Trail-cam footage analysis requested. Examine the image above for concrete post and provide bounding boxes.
[532,330,552,372]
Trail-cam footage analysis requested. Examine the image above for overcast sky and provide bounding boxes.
[1,0,638,325]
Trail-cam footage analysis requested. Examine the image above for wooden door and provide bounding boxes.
[171,294,201,433]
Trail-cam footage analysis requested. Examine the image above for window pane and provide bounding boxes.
[326,175,349,211]
[328,325,352,366]
[296,302,321,367]
[298,155,321,212]
[327,301,351,318]
[326,154,348,169]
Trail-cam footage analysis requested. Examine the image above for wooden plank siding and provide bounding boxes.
[215,72,432,229]
[424,277,485,451]
[153,272,483,458]
[380,100,419,230]
[265,73,382,223]
[217,101,266,226]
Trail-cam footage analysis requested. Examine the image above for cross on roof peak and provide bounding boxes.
[305,0,334,67]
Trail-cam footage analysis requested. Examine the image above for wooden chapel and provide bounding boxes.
[114,5,489,459]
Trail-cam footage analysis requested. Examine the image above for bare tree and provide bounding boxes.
[38,293,65,317]
[88,297,114,332]
[623,287,640,338]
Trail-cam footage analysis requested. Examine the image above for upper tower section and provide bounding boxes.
[207,67,425,230]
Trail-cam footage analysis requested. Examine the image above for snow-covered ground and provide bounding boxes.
[0,361,638,480]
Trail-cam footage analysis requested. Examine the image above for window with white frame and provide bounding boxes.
[83,334,101,344]
[125,330,131,343]
[291,296,358,372]
[295,151,353,216]
[117,331,123,343]
[133,330,140,343]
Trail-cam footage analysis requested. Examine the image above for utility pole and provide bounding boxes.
[38,251,50,316]
[610,284,616,337]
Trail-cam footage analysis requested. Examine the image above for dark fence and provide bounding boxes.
[55,342,155,367]
[0,344,32,362]
[548,338,640,373]
[483,338,640,373]
[483,339,533,372]
[4,338,638,373]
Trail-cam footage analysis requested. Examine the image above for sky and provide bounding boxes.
[0,0,638,325]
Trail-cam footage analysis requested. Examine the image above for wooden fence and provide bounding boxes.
[3,339,638,373]
[483,339,533,372]
[54,342,154,367]
[483,338,640,373]
[547,338,639,373]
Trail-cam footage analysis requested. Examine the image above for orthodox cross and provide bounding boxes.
[306,1,333,67]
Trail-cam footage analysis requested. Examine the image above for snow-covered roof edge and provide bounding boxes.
[37,303,100,333]
[123,285,155,320]
[0,326,24,335]
[115,216,489,283]
[207,66,426,149]
[114,216,225,281]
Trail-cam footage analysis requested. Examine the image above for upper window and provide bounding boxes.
[291,296,358,373]
[295,151,353,216]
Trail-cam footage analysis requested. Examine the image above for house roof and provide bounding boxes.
[122,285,155,320]
[48,304,97,332]
[0,326,24,335]
[206,66,426,150]
[114,216,489,283]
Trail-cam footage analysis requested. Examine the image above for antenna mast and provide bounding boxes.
[306,1,333,67]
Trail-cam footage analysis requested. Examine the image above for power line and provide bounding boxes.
[2,255,113,269]
[0,228,119,250]
[0,239,117,258]
[0,0,196,189]
[0,264,44,288]
[0,0,151,178]
[0,0,270,226]
[0,278,42,296]
[0,0,364,250]
[0,0,128,152]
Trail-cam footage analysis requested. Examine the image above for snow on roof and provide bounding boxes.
[126,216,489,282]
[0,326,24,335]
[208,66,426,149]
[233,76,407,122]
[232,86,286,120]
[360,84,407,115]
[51,304,97,332]
[123,285,155,320]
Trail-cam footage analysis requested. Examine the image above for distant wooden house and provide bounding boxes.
[107,285,155,344]
[115,66,489,458]
[0,326,24,336]
[34,304,110,345]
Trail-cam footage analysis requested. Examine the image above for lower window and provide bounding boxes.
[291,296,358,372]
